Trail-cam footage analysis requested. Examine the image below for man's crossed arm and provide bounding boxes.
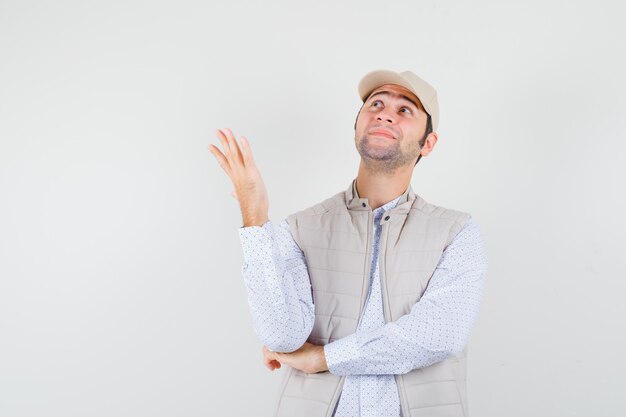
[241,217,487,376]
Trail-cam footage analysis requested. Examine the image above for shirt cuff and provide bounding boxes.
[323,333,360,375]
[237,220,274,265]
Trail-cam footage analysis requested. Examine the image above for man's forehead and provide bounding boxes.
[367,84,423,109]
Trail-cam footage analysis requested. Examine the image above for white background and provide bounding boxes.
[1,1,624,416]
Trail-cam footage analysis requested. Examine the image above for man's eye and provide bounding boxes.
[371,100,383,107]
[400,107,412,114]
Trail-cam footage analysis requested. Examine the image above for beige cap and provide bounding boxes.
[358,69,439,131]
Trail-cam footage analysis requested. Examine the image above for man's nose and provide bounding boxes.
[376,111,395,124]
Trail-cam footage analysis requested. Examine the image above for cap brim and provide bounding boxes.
[358,70,418,102]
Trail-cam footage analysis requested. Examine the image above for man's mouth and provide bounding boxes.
[369,129,396,139]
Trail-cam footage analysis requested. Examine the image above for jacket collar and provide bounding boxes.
[344,178,416,213]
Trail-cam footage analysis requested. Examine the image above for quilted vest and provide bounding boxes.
[276,179,471,417]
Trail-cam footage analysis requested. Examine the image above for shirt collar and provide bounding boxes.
[345,178,415,213]
[377,194,402,213]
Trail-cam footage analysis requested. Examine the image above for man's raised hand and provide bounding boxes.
[208,128,270,227]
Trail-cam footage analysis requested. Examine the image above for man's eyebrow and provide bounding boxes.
[367,91,420,110]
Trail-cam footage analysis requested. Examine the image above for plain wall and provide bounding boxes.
[1,0,624,416]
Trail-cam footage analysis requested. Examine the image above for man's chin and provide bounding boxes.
[359,151,397,162]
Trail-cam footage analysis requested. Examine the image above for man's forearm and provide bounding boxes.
[239,219,315,352]
[323,319,458,376]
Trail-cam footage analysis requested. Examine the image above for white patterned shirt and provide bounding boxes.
[238,194,487,417]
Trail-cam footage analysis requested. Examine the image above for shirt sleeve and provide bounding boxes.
[238,219,315,353]
[323,217,488,375]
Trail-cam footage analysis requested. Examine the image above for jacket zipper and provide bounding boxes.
[356,210,373,330]
[379,214,410,417]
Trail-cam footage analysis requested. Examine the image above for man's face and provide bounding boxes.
[354,83,428,171]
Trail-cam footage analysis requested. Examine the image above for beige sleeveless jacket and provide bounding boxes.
[276,179,471,417]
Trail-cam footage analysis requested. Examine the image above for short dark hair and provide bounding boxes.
[414,113,432,166]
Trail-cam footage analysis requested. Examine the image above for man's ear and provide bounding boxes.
[419,132,438,157]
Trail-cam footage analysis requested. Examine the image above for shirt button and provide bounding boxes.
[384,215,390,221]
[362,202,366,207]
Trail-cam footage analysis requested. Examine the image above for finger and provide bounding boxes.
[239,136,257,168]
[223,127,245,168]
[262,351,270,369]
[271,352,285,364]
[262,346,271,359]
[208,144,232,176]
[215,129,234,165]
[263,347,277,370]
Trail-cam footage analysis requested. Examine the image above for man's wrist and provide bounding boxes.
[317,345,328,372]
[242,212,269,227]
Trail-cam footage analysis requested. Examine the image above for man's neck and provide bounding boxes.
[355,163,413,210]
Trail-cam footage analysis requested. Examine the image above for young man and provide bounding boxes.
[209,69,488,417]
